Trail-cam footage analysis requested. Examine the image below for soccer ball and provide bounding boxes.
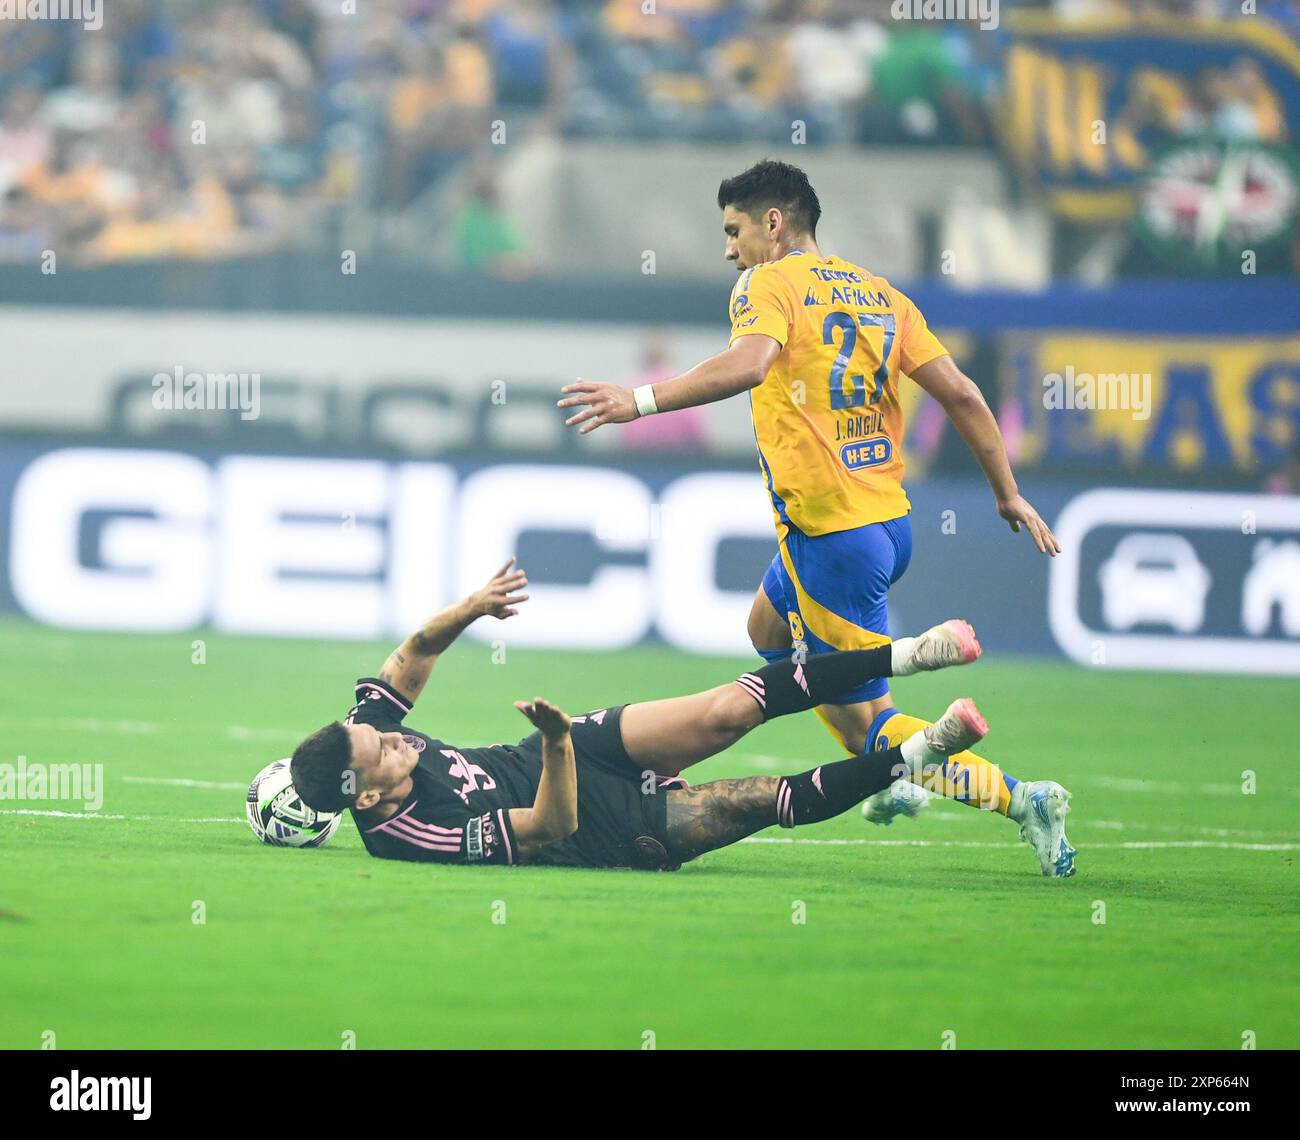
[245,759,342,848]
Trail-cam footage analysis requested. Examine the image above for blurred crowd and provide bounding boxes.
[0,0,1295,265]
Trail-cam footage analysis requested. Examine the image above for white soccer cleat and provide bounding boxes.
[862,777,931,826]
[922,697,989,755]
[1010,780,1077,878]
[892,619,982,676]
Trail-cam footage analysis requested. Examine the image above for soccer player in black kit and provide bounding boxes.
[290,559,989,870]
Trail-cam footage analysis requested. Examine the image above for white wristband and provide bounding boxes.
[633,384,659,418]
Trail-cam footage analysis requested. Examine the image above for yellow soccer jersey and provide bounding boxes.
[728,250,948,536]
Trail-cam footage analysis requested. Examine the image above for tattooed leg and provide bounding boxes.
[664,778,781,863]
[663,743,915,863]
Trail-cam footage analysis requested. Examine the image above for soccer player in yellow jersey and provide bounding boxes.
[560,160,1076,876]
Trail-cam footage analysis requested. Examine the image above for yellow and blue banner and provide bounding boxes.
[1000,14,1300,220]
[1006,332,1300,473]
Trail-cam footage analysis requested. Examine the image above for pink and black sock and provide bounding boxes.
[735,646,893,722]
[775,747,907,827]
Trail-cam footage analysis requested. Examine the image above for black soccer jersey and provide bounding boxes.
[344,677,679,870]
[346,677,543,865]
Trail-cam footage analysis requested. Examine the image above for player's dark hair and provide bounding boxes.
[717,159,821,238]
[290,721,355,813]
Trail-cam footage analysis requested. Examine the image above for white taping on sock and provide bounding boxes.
[890,636,916,676]
[900,730,943,777]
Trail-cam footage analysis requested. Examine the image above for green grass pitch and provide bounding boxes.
[1,617,1295,1049]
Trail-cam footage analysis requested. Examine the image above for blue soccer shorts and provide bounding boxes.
[758,514,913,703]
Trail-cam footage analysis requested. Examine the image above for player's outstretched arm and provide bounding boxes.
[375,558,529,704]
[508,698,578,857]
[557,334,781,434]
[910,354,1062,556]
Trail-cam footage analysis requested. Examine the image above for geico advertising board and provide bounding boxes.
[1,445,1298,674]
[3,447,776,655]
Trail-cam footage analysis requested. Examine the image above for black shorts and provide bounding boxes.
[517,705,681,871]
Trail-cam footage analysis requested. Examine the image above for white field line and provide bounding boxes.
[1080,819,1297,839]
[742,837,1299,852]
[1,809,1296,850]
[909,810,1296,841]
[2,756,1291,843]
[733,756,1298,798]
[0,718,303,743]
[224,726,304,743]
[0,716,163,736]
[119,791,1296,841]
[1079,775,1269,797]
[0,809,239,824]
[95,777,1300,843]
[90,787,1300,843]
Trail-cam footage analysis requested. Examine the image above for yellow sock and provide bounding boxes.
[873,711,1015,816]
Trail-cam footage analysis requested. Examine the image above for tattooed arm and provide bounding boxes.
[663,777,781,864]
[376,558,529,705]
